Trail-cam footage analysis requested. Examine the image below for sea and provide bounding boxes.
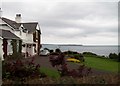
[41,44,119,57]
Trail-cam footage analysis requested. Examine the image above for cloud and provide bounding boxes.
[1,1,118,45]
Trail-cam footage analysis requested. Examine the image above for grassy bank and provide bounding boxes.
[83,56,119,73]
[40,67,60,78]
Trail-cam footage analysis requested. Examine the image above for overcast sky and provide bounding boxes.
[0,0,118,45]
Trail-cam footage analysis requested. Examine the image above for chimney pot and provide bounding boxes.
[15,14,22,23]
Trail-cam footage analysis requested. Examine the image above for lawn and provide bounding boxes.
[39,56,119,79]
[40,66,60,78]
[82,56,119,73]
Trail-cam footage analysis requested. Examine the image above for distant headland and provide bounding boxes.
[42,44,83,46]
[58,44,83,46]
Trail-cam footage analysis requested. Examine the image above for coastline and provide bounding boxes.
[42,44,118,56]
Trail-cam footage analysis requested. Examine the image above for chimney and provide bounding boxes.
[15,14,21,23]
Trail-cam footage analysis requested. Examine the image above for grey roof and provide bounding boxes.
[2,17,21,29]
[1,17,41,33]
[0,29,21,40]
[22,22,38,33]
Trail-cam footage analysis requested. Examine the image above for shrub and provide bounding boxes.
[118,53,120,62]
[2,57,46,80]
[74,54,84,61]
[48,50,91,78]
[44,48,50,51]
[67,53,85,62]
[55,48,61,53]
[58,64,69,76]
[109,53,119,61]
[8,52,23,60]
[64,51,79,55]
[49,50,54,53]
[49,53,65,67]
[83,52,97,56]
[66,51,74,54]
[2,74,119,84]
[58,64,92,78]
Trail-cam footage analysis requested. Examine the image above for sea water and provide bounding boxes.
[42,44,119,56]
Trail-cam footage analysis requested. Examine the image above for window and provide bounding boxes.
[23,29,27,33]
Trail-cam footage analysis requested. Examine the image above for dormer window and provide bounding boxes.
[21,26,24,29]
[20,25,28,33]
[23,28,27,33]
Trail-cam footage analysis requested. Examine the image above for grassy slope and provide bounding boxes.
[83,56,119,73]
[39,56,119,78]
[40,67,60,78]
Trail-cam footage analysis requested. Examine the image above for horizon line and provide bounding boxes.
[42,43,119,46]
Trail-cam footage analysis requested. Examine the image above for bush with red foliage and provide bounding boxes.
[49,52,92,77]
[49,50,92,78]
[2,57,46,80]
[58,64,92,78]
[58,64,69,76]
[49,53,65,67]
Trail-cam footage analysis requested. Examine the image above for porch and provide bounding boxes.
[0,29,21,60]
[22,41,37,58]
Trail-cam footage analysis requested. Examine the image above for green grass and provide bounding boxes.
[39,55,119,78]
[83,56,119,73]
[40,67,60,78]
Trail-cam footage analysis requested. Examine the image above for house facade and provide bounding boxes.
[0,29,21,60]
[0,14,41,60]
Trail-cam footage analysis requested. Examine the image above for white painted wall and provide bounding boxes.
[26,34,33,42]
[31,46,34,55]
[36,24,40,30]
[28,46,32,56]
[22,46,26,53]
[14,30,21,38]
[0,38,3,60]
[0,25,13,32]
[14,30,33,42]
[16,26,37,55]
[14,29,37,56]
[7,40,13,55]
[0,18,39,57]
[14,29,35,55]
[22,45,36,56]
[0,18,6,24]
[15,14,21,23]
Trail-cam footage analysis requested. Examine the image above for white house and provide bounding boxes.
[0,29,21,60]
[0,14,41,60]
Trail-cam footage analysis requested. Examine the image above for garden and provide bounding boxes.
[2,48,120,85]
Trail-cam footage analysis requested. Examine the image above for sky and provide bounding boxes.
[0,0,119,45]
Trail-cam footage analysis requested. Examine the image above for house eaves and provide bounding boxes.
[2,17,20,30]
[21,22,38,33]
[1,17,41,34]
[0,29,21,40]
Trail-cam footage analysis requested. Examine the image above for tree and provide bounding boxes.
[49,50,54,54]
[109,53,118,61]
[118,53,120,62]
[55,48,61,53]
